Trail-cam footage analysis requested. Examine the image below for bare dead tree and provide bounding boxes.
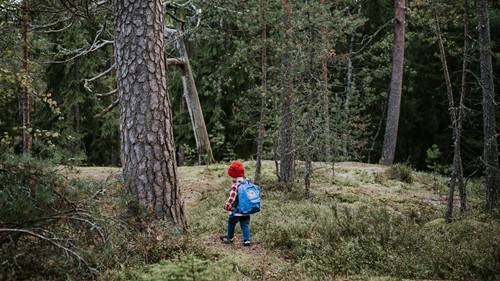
[434,13,466,222]
[165,27,214,165]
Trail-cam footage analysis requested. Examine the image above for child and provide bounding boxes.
[220,160,252,246]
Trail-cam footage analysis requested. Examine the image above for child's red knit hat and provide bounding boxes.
[227,160,245,177]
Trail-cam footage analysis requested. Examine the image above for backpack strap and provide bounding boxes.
[230,179,243,215]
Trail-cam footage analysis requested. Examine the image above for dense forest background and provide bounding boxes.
[1,1,500,280]
[0,0,499,174]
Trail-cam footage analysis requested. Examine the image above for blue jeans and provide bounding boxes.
[227,215,251,241]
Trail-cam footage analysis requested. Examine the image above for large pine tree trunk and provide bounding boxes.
[477,0,500,210]
[114,0,186,229]
[279,0,294,183]
[380,0,405,166]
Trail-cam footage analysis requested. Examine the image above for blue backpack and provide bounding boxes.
[235,179,261,214]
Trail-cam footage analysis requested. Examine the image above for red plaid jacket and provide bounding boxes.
[223,179,244,211]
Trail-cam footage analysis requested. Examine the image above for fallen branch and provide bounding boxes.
[22,215,106,243]
[0,228,97,276]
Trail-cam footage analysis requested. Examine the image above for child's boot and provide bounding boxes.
[220,235,234,244]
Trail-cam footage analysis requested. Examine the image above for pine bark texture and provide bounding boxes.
[114,0,186,229]
[380,0,405,166]
[477,0,500,210]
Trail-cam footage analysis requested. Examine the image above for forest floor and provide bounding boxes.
[57,161,461,280]
[59,163,292,278]
[60,161,450,211]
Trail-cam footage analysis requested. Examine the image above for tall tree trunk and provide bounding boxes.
[456,0,469,212]
[114,0,186,229]
[344,1,361,161]
[344,29,355,160]
[434,13,466,223]
[303,0,314,199]
[279,0,294,183]
[71,58,82,159]
[111,49,120,166]
[380,0,405,166]
[477,0,500,210]
[165,28,214,165]
[320,0,333,178]
[21,0,31,155]
[255,0,267,183]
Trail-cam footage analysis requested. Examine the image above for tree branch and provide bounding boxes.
[354,18,394,55]
[46,20,113,64]
[96,88,118,98]
[83,63,115,92]
[166,57,186,66]
[30,17,75,33]
[94,99,119,118]
[163,1,194,9]
[163,0,201,29]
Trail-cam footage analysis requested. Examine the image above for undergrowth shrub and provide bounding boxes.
[138,254,231,281]
[252,186,500,280]
[5,156,497,281]
[386,163,413,183]
[0,155,110,280]
[0,154,219,281]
